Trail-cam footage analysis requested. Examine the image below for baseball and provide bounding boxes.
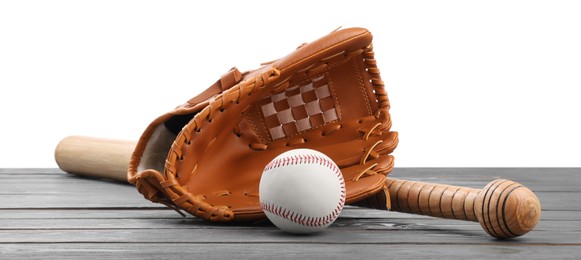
[259,149,346,234]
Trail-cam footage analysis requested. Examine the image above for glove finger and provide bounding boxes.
[162,179,236,222]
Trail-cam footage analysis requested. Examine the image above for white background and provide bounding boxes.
[1,0,580,168]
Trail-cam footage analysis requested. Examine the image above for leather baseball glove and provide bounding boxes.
[127,27,398,222]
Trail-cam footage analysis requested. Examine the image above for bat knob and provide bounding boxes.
[475,179,541,239]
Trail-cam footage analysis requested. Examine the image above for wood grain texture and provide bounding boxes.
[385,178,542,239]
[54,136,136,182]
[2,244,580,260]
[0,168,579,259]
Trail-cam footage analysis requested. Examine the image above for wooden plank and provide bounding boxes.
[0,191,577,211]
[1,191,576,211]
[0,208,576,222]
[0,216,576,234]
[0,173,154,208]
[0,228,579,244]
[389,168,581,192]
[0,207,577,233]
[0,209,182,219]
[0,195,159,209]
[0,168,64,174]
[344,207,581,221]
[1,244,580,260]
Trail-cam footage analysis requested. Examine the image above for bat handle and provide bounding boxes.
[385,178,541,239]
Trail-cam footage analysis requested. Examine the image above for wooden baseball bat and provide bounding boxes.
[54,136,541,238]
[381,178,541,239]
[54,136,135,182]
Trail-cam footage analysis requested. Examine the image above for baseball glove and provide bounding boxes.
[127,27,398,222]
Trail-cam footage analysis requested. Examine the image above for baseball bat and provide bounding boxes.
[381,178,541,239]
[54,136,541,238]
[54,136,135,182]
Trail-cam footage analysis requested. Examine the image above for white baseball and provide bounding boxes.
[259,149,346,234]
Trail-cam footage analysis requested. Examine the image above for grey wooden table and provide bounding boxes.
[0,168,579,259]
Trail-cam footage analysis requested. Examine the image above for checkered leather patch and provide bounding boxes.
[260,75,338,140]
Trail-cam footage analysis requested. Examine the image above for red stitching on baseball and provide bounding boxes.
[261,201,344,227]
[264,153,345,186]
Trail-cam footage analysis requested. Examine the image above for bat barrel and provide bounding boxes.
[385,178,541,239]
[54,136,136,183]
